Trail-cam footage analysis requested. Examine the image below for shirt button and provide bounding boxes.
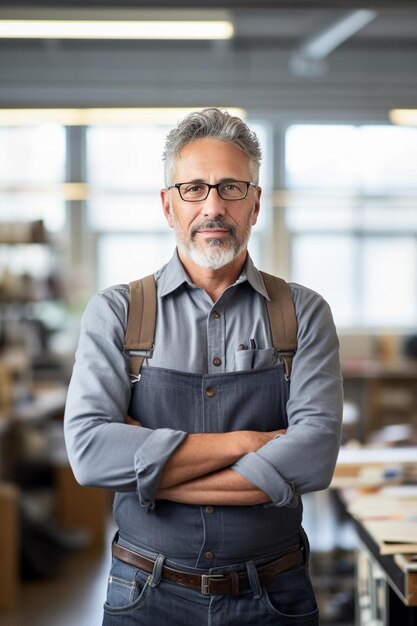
[212,357,222,367]
[204,551,214,560]
[205,505,215,514]
[206,387,215,398]
[212,310,221,319]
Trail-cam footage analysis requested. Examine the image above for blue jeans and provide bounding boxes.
[102,548,319,625]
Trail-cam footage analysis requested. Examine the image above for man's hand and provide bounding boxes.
[124,415,142,427]
[239,428,286,455]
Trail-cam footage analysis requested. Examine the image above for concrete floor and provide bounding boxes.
[1,540,111,626]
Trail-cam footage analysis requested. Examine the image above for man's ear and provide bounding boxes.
[160,189,174,228]
[252,186,262,225]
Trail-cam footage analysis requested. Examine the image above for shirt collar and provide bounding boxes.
[157,248,270,300]
[157,249,192,297]
[240,254,270,300]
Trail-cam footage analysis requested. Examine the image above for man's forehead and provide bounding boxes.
[176,137,244,156]
[172,138,251,178]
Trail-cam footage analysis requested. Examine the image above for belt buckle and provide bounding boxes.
[201,574,224,595]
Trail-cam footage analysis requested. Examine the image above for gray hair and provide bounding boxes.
[163,107,262,187]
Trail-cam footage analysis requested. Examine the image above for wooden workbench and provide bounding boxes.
[333,445,417,625]
[354,518,417,624]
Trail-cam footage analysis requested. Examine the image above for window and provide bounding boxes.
[0,124,67,333]
[87,123,177,290]
[285,124,417,329]
[0,124,66,231]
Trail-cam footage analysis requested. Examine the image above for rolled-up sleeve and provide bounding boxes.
[232,286,343,506]
[64,286,187,502]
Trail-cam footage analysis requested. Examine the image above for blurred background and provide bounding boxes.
[0,1,417,625]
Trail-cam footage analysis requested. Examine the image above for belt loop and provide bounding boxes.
[246,560,262,600]
[148,553,165,588]
[230,570,240,597]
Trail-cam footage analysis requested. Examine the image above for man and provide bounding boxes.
[64,108,343,625]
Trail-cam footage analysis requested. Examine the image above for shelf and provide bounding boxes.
[0,220,50,245]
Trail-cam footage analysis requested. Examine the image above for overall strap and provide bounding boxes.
[124,271,297,380]
[125,275,157,380]
[260,271,298,379]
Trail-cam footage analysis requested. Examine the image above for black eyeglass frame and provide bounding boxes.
[167,180,256,202]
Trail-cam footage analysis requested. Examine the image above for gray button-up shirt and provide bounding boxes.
[64,251,343,509]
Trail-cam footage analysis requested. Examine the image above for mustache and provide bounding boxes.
[191,218,236,238]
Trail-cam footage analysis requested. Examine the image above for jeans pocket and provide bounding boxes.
[103,557,150,614]
[262,564,319,624]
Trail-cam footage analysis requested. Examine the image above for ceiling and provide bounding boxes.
[2,0,417,7]
[0,2,416,121]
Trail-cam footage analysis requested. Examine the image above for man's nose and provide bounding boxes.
[202,187,226,217]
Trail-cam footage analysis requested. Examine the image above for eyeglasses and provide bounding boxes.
[168,180,256,202]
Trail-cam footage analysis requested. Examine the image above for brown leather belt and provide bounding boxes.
[112,543,303,596]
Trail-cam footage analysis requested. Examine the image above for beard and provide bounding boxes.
[174,216,252,270]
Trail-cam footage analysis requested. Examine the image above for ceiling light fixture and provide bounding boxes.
[0,107,246,126]
[389,109,417,126]
[0,19,234,40]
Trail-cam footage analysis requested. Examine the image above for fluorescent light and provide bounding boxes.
[389,109,417,126]
[0,182,90,201]
[0,107,246,126]
[0,19,233,40]
[300,10,377,60]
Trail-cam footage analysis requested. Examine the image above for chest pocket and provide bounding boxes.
[235,346,277,371]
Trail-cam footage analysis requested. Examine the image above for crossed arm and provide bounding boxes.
[125,417,285,506]
[157,468,270,506]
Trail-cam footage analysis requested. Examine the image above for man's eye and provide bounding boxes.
[222,182,245,193]
[184,184,205,193]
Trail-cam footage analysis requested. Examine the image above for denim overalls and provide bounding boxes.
[103,361,319,625]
